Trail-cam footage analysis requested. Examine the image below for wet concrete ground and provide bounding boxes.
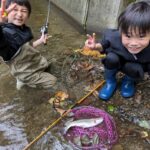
[0,0,150,150]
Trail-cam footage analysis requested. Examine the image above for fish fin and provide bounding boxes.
[64,118,74,126]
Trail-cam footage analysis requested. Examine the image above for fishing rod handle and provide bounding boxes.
[40,25,48,35]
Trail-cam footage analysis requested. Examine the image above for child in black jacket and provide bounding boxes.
[85,1,150,100]
[0,0,57,90]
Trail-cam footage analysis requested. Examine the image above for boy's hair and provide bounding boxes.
[6,0,31,16]
[118,1,150,34]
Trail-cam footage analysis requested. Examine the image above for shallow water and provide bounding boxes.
[0,0,150,150]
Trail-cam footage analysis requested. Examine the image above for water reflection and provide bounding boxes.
[34,131,74,150]
[0,103,28,150]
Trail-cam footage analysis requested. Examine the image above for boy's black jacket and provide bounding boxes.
[0,23,33,61]
[100,29,150,63]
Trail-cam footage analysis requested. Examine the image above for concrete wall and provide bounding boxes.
[50,0,134,32]
[86,0,124,32]
[51,0,89,27]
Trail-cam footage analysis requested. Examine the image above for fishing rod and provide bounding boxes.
[23,80,105,150]
[40,0,51,35]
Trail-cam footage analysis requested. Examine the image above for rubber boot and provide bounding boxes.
[121,75,135,98]
[99,68,117,101]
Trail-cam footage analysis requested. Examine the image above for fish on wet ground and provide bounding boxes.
[64,117,103,134]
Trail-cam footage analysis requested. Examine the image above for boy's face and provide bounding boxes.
[121,28,150,54]
[7,3,29,26]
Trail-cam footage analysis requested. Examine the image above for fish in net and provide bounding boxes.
[64,106,118,150]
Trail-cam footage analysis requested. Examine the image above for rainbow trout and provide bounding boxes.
[64,117,103,134]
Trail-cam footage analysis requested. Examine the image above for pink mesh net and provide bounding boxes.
[64,106,118,150]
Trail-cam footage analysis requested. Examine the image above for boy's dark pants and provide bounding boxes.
[102,52,145,80]
[99,52,145,99]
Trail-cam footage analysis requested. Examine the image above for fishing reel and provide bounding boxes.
[40,25,48,45]
[40,25,48,35]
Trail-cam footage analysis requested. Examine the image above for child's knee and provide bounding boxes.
[42,73,57,89]
[102,52,120,69]
[51,75,57,86]
[122,62,144,80]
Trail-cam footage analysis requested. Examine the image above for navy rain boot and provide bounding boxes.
[121,75,135,98]
[99,69,117,101]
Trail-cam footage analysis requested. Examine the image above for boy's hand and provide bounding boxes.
[84,33,103,51]
[32,32,51,47]
[85,33,96,49]
[39,32,48,45]
[0,0,7,22]
[0,0,16,22]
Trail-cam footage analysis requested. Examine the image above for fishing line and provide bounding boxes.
[40,0,51,34]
